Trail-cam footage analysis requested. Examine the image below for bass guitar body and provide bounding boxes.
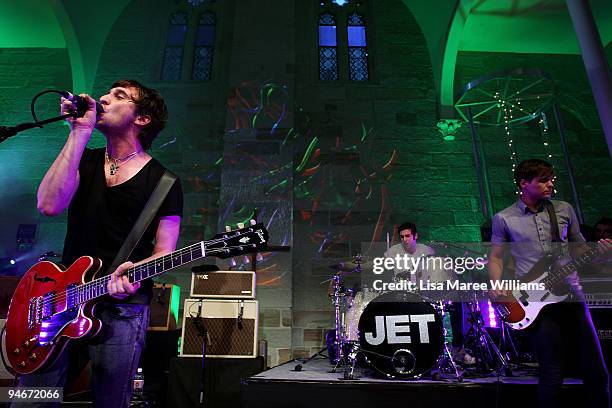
[494,254,573,330]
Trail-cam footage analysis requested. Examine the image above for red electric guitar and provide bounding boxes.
[3,222,268,375]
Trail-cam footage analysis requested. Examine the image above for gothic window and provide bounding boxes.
[161,13,188,81]
[347,12,368,81]
[318,12,339,81]
[192,11,216,80]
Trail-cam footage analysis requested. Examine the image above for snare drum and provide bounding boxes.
[355,291,444,378]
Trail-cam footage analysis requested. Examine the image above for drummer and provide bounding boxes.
[384,222,435,287]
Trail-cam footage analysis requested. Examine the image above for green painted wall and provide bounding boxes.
[0,48,72,268]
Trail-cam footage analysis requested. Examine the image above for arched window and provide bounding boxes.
[318,12,339,81]
[192,11,216,80]
[347,11,368,81]
[161,13,188,81]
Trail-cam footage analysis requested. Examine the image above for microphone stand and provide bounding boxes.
[0,112,76,144]
[193,301,210,408]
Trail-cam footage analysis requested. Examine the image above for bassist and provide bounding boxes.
[488,159,610,408]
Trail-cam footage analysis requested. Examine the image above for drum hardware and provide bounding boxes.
[298,260,361,379]
[431,301,463,382]
[327,268,362,380]
[463,298,511,376]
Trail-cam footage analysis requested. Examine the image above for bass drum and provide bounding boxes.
[357,291,443,379]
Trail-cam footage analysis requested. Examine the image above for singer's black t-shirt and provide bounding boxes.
[61,147,183,304]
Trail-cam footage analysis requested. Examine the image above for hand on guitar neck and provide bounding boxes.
[592,238,612,264]
[107,261,140,299]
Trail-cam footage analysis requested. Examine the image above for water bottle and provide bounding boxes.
[133,367,144,397]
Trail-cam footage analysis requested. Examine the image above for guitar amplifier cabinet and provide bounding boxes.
[180,299,258,358]
[190,270,255,299]
[148,283,180,331]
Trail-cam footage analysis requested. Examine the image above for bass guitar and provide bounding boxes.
[493,247,599,330]
[3,221,268,375]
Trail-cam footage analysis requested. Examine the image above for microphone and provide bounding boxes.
[61,92,104,117]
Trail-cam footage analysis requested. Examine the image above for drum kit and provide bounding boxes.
[321,255,512,381]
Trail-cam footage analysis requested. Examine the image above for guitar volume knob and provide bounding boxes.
[12,348,20,355]
[29,353,37,360]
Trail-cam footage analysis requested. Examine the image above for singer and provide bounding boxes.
[15,80,184,408]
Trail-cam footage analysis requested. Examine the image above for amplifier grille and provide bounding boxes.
[182,317,256,356]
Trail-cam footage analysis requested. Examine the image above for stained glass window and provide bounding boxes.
[161,13,188,80]
[347,12,368,81]
[319,12,338,81]
[192,11,216,80]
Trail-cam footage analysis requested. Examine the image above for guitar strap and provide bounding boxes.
[544,200,562,243]
[109,170,178,274]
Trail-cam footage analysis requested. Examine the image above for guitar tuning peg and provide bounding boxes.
[237,222,245,229]
[250,219,256,225]
[230,258,237,268]
[256,253,264,262]
[243,255,250,264]
[225,225,231,232]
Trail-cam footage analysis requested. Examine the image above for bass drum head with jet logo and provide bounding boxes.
[358,291,443,379]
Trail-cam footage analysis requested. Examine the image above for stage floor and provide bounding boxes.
[241,358,585,408]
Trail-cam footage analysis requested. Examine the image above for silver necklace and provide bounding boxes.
[105,148,140,175]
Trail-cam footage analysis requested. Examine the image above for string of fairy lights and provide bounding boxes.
[494,92,520,195]
[494,91,556,196]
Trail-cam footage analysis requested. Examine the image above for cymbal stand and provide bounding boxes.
[295,272,358,379]
[498,313,519,375]
[431,301,463,382]
[328,273,361,379]
[464,300,510,375]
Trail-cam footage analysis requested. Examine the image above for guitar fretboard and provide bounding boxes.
[542,248,600,289]
[70,242,206,304]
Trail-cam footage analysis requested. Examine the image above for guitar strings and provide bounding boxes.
[38,244,246,307]
[36,245,248,312]
[37,241,261,312]
[541,248,598,289]
[36,228,260,308]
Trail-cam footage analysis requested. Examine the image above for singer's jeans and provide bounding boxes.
[530,300,609,408]
[12,302,149,408]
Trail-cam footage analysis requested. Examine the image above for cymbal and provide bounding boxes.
[329,261,361,273]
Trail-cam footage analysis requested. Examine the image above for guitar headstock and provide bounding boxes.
[206,221,269,259]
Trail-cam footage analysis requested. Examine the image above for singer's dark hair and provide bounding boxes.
[112,79,168,150]
[514,159,554,189]
[398,222,417,236]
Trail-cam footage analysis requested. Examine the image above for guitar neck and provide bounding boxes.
[67,222,268,305]
[76,241,206,304]
[544,247,600,287]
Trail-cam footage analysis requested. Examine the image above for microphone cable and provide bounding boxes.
[30,90,73,124]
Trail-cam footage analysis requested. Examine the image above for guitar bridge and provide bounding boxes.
[28,297,43,327]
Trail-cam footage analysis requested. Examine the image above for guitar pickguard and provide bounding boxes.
[38,307,81,346]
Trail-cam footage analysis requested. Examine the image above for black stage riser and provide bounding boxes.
[241,380,584,408]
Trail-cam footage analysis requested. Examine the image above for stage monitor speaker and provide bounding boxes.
[180,299,258,358]
[190,270,255,299]
[149,283,180,331]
